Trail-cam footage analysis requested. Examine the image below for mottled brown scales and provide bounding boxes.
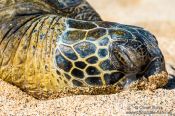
[0,0,168,99]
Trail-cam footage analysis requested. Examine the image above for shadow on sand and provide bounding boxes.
[164,65,175,89]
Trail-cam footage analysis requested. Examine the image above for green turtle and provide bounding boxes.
[0,0,168,99]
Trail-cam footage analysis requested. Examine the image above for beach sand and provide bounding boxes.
[0,0,175,115]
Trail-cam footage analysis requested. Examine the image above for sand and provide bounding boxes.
[0,0,175,115]
[0,79,175,115]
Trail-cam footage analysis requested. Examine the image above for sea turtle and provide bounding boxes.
[0,0,168,99]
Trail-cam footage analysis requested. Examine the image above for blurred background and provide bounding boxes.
[87,0,175,67]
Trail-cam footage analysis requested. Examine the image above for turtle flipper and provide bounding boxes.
[48,0,102,21]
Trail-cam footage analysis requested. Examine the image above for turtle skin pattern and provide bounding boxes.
[0,0,168,99]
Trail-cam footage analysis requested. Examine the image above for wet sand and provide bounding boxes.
[0,0,175,115]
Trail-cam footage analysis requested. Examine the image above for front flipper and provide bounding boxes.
[46,0,102,21]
